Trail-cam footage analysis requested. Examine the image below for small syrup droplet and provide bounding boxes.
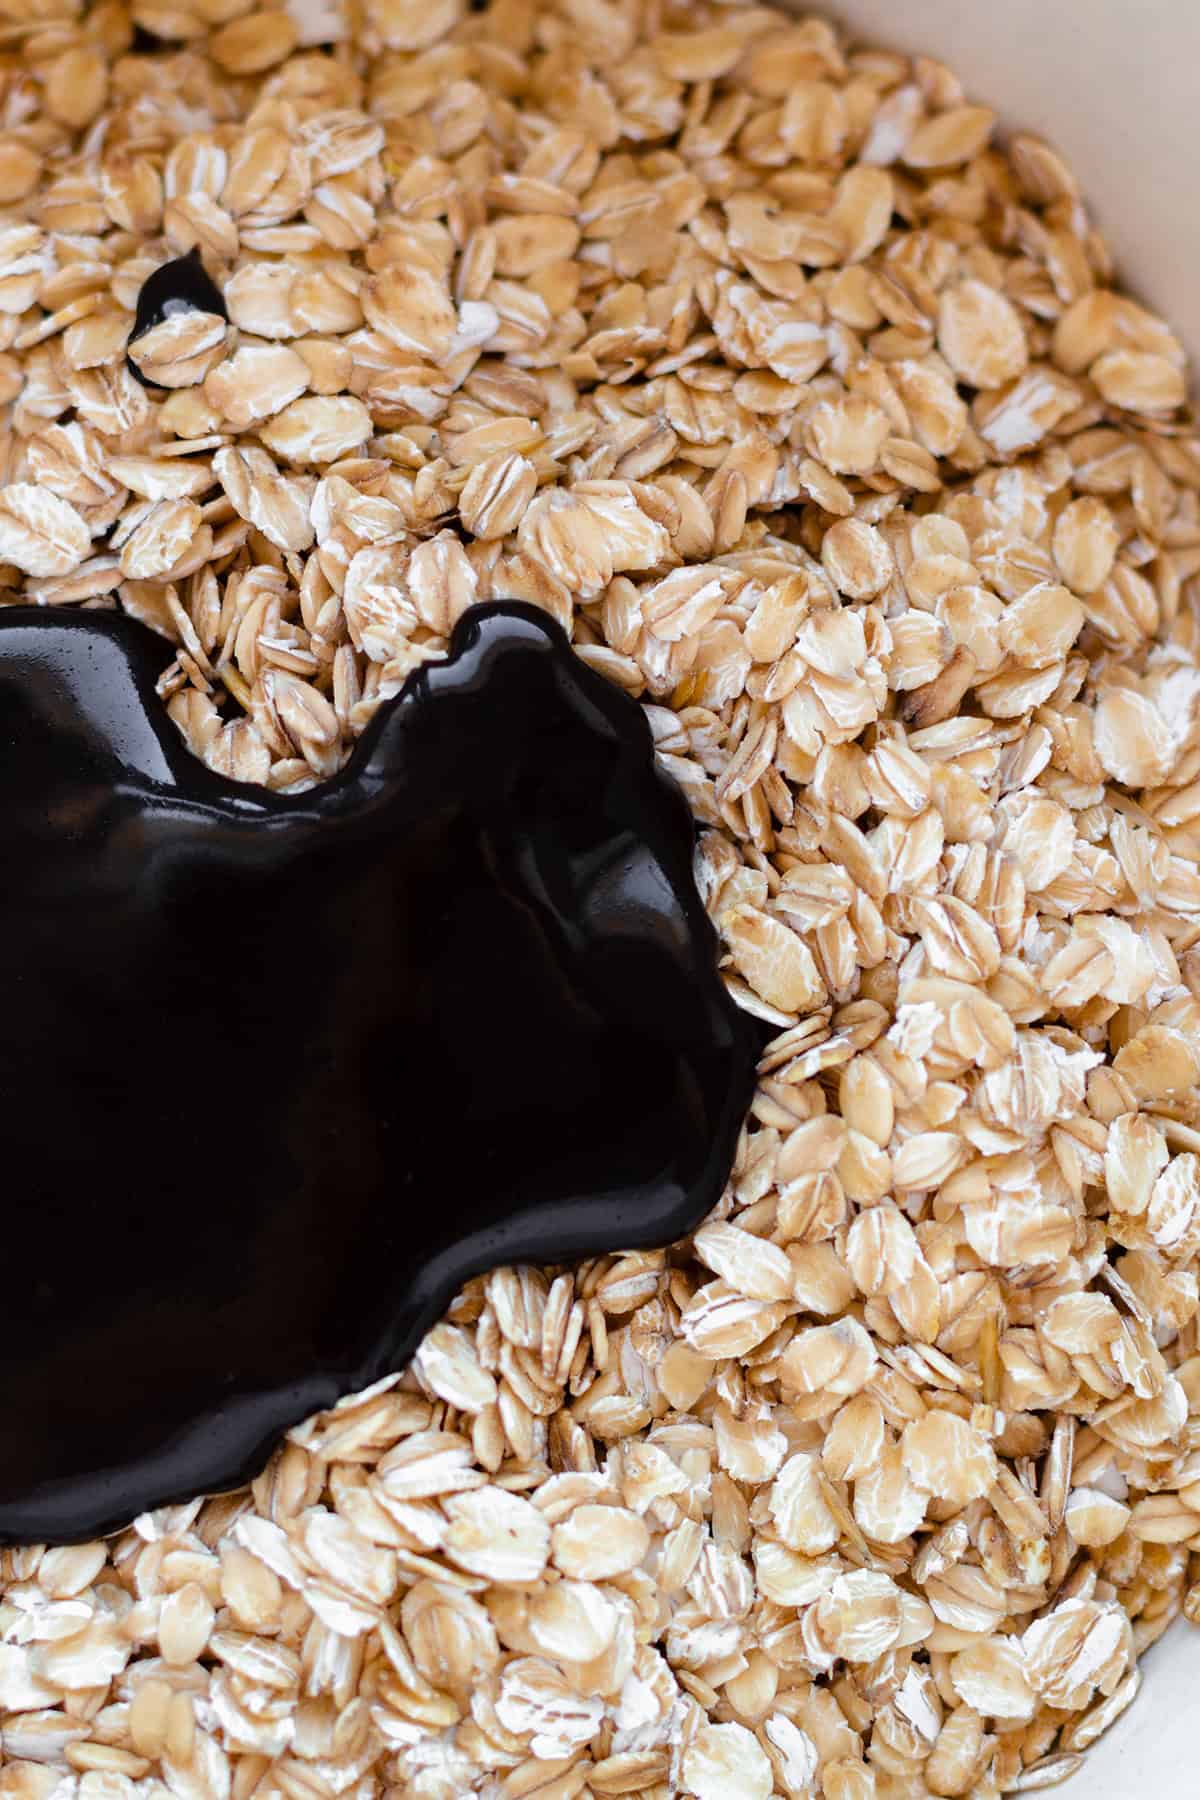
[127,248,228,387]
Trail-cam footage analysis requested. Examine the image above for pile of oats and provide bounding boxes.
[3,1,1200,1795]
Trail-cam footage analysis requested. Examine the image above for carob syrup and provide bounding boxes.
[0,602,762,1544]
[126,248,228,386]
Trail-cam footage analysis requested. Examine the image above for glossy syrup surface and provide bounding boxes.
[0,602,761,1544]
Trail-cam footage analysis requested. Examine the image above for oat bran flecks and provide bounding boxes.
[1,2,1200,1796]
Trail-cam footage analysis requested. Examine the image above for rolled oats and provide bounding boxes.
[0,1,1198,1794]
[0,484,91,577]
[682,1721,774,1800]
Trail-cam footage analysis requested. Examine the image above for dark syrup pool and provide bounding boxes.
[0,601,761,1543]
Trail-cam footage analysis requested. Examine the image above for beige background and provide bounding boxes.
[824,3,1199,1793]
